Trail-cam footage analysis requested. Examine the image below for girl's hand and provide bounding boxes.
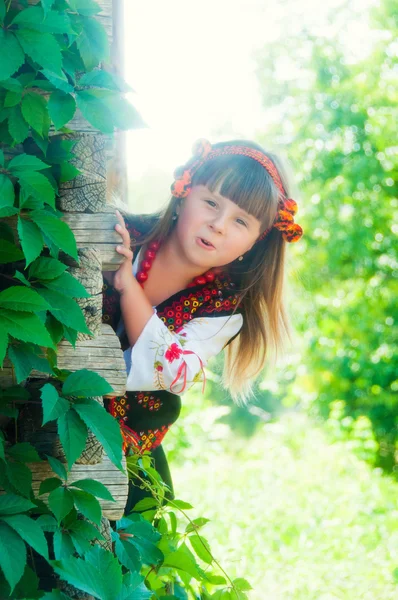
[114,210,135,294]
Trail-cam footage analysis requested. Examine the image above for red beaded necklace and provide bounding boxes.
[136,241,216,288]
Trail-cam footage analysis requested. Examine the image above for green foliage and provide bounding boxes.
[255,0,398,473]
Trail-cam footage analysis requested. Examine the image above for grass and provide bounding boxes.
[164,403,398,599]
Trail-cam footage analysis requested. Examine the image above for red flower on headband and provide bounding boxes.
[284,198,298,214]
[282,223,303,243]
[171,169,192,198]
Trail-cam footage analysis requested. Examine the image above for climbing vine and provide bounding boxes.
[0,0,251,598]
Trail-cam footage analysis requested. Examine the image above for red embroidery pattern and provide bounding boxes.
[108,395,169,454]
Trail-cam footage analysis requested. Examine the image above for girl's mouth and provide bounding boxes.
[197,237,215,250]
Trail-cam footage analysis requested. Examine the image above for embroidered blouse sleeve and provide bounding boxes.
[124,312,243,394]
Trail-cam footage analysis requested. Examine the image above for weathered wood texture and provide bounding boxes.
[57,325,126,397]
[29,454,128,521]
[62,209,125,270]
[57,134,107,213]
[70,247,104,339]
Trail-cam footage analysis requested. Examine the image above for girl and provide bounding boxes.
[102,138,303,511]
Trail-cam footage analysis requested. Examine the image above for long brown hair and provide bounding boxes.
[129,140,297,403]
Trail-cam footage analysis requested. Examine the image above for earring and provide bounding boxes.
[172,214,178,221]
[238,255,243,261]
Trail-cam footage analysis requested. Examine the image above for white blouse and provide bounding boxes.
[122,250,243,395]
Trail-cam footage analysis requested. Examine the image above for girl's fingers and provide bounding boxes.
[115,209,126,229]
[116,245,133,260]
[115,214,130,248]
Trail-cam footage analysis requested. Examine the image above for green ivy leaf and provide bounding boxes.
[59,160,81,183]
[188,534,213,565]
[29,209,78,260]
[105,94,146,131]
[53,529,76,560]
[1,514,49,559]
[36,287,91,334]
[48,90,76,130]
[63,369,113,397]
[21,92,48,136]
[0,30,25,80]
[171,499,194,510]
[51,545,123,600]
[36,513,59,533]
[46,455,67,480]
[0,240,24,264]
[29,256,67,281]
[8,153,49,172]
[185,517,210,534]
[41,68,74,94]
[0,309,54,347]
[232,578,253,592]
[6,460,32,497]
[0,174,15,209]
[76,15,109,70]
[71,478,115,502]
[45,313,65,345]
[0,493,35,515]
[73,398,123,470]
[114,535,141,574]
[0,286,50,312]
[0,148,4,167]
[43,271,90,298]
[76,89,114,133]
[8,105,29,143]
[48,486,74,522]
[4,88,23,108]
[14,269,31,287]
[78,69,130,92]
[163,543,201,579]
[70,488,102,525]
[0,205,18,217]
[40,383,70,425]
[8,342,52,382]
[117,571,152,600]
[39,477,63,496]
[68,0,102,16]
[0,522,26,593]
[7,442,41,463]
[17,217,44,266]
[15,28,63,76]
[58,408,87,469]
[18,170,56,208]
[11,7,76,35]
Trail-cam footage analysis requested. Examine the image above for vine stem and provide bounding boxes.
[127,462,242,599]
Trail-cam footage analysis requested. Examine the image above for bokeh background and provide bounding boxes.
[123,0,397,597]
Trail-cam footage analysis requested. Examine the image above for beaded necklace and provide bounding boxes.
[136,241,216,288]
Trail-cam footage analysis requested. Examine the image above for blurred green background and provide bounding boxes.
[127,0,397,597]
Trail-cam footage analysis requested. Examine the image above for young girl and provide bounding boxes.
[102,138,303,511]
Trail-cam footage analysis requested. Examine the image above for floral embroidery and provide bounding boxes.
[165,343,183,362]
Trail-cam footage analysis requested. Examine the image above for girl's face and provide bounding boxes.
[173,184,262,269]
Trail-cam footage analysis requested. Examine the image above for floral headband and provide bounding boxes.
[171,139,303,243]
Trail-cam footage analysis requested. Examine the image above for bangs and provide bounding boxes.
[191,154,279,230]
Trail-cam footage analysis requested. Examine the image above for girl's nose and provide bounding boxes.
[209,215,226,234]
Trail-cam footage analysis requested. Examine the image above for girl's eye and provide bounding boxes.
[236,218,248,227]
[206,199,217,207]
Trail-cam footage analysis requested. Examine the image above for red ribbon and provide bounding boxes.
[170,349,206,394]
